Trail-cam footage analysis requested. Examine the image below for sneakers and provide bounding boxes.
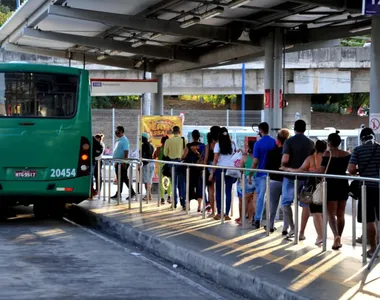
[126,194,136,201]
[161,198,165,204]
[252,220,261,229]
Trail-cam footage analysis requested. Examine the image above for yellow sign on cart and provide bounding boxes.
[141,116,183,183]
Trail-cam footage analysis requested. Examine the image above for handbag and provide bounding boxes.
[226,151,242,178]
[299,184,314,204]
[312,151,332,205]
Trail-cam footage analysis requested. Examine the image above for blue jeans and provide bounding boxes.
[214,169,237,215]
[269,180,289,230]
[254,176,267,221]
[173,161,186,206]
[281,177,305,207]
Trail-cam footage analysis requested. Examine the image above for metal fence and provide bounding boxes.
[96,157,380,269]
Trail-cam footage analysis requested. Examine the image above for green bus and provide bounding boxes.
[0,63,92,218]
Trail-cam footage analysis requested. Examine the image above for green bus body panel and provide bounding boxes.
[0,64,92,202]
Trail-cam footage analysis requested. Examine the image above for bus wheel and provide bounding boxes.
[49,202,66,220]
[33,202,48,220]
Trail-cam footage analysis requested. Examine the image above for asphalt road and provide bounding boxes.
[0,207,248,300]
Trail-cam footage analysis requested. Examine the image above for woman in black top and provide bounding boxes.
[320,133,350,250]
[266,129,290,234]
[204,127,219,217]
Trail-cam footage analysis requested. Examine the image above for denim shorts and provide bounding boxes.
[237,178,256,198]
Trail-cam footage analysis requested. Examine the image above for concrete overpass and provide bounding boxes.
[1,46,370,95]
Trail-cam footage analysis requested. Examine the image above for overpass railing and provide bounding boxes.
[96,157,380,267]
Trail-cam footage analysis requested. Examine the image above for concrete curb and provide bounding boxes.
[69,205,309,300]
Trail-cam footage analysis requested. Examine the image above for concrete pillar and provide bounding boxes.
[142,72,152,115]
[152,74,164,115]
[263,32,274,126]
[370,16,380,139]
[273,28,283,131]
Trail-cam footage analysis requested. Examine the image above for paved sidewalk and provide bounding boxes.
[70,191,380,300]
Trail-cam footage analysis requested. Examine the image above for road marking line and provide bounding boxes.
[63,218,227,300]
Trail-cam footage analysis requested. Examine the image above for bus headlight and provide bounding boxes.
[80,165,88,171]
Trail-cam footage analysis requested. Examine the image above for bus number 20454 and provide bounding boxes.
[50,169,76,178]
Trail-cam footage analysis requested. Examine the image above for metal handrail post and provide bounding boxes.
[102,161,106,201]
[97,160,101,200]
[221,171,225,224]
[157,165,161,207]
[361,183,367,264]
[171,165,175,210]
[265,176,271,236]
[117,164,121,205]
[139,163,143,213]
[202,168,206,219]
[352,193,356,247]
[186,166,190,214]
[293,177,299,245]
[322,180,328,252]
[128,164,132,209]
[146,164,149,205]
[242,174,247,229]
[108,161,111,203]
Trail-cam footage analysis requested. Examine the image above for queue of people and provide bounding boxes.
[94,121,379,257]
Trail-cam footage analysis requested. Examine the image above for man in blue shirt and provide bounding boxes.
[249,122,276,228]
[112,126,136,200]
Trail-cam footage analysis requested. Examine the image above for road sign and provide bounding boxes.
[370,113,380,133]
[363,0,380,15]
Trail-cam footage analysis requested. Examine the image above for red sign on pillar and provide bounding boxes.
[279,89,283,109]
[264,89,271,108]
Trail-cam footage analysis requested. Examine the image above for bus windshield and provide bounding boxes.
[0,72,78,118]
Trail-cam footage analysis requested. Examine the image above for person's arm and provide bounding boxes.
[209,143,220,180]
[204,145,209,165]
[281,156,311,173]
[249,142,259,179]
[153,147,159,159]
[181,146,189,161]
[164,141,169,157]
[348,148,358,175]
[122,140,129,168]
[281,139,290,167]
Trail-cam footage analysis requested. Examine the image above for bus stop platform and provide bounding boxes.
[68,198,380,300]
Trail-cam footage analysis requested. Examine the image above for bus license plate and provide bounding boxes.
[14,170,37,178]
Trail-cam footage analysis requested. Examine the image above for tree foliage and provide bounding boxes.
[340,36,370,47]
[180,94,236,107]
[0,5,13,27]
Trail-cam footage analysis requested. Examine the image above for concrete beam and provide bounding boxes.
[290,0,361,12]
[3,43,147,70]
[154,44,263,74]
[22,28,196,63]
[48,5,242,43]
[287,22,371,45]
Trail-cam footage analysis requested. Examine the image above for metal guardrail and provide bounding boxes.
[96,157,380,268]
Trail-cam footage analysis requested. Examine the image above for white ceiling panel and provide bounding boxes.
[35,15,110,37]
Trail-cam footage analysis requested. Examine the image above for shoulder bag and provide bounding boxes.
[312,151,332,205]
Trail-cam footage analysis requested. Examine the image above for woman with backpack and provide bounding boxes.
[141,133,155,201]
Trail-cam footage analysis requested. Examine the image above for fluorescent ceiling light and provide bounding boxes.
[349,25,371,33]
[131,40,146,48]
[97,54,108,61]
[228,0,250,9]
[201,6,224,19]
[180,17,201,28]
[150,33,162,40]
